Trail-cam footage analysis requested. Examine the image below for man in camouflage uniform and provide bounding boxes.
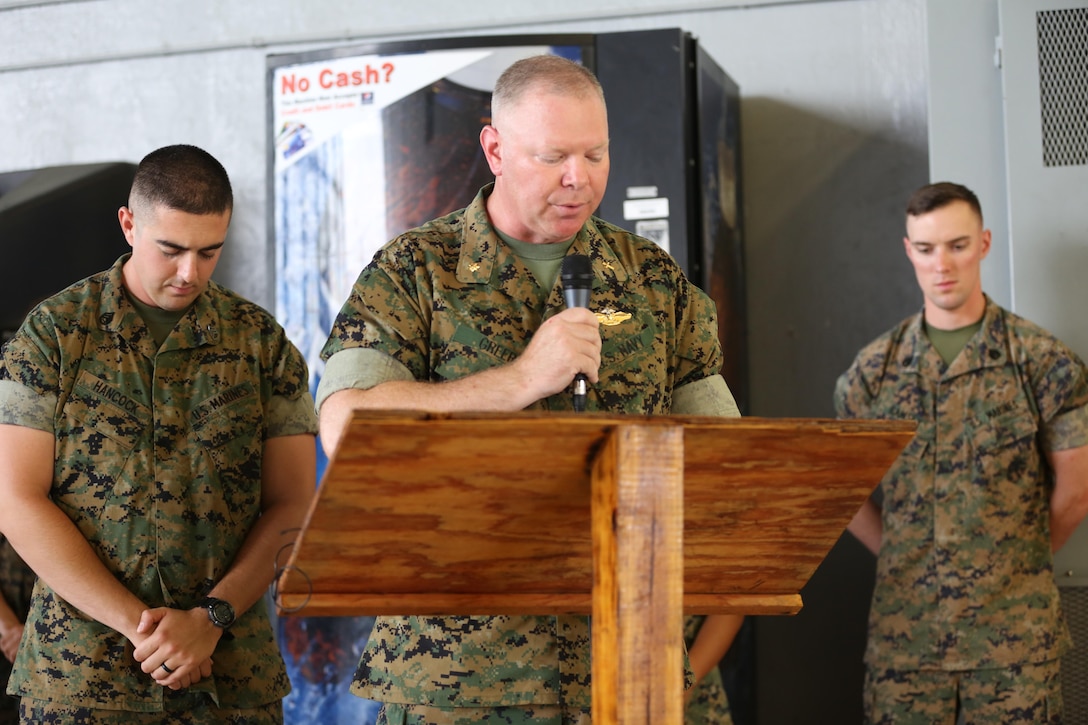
[316,55,743,724]
[0,145,318,723]
[835,182,1088,724]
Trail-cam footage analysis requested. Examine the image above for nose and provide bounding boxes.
[176,253,198,282]
[934,246,952,271]
[562,157,588,189]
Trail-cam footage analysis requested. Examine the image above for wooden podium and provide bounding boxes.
[277,410,914,724]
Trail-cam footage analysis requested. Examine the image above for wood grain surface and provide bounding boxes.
[277,410,914,617]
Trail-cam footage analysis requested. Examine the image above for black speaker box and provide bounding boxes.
[0,162,136,342]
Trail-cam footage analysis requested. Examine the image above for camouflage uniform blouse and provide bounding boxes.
[834,297,1088,671]
[321,185,724,709]
[0,255,318,711]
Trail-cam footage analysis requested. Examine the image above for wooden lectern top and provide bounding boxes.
[276,411,914,617]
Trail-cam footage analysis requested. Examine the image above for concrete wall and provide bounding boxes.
[0,0,930,721]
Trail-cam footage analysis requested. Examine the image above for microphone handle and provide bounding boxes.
[573,373,588,412]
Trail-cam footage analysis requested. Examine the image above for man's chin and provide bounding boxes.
[930,293,967,312]
[548,214,590,239]
[157,293,198,311]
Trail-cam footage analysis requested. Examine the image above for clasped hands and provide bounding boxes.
[132,606,221,690]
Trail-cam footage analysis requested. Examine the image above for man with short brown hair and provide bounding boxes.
[837,181,1088,723]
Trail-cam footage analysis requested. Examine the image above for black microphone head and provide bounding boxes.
[561,254,593,291]
[561,254,593,309]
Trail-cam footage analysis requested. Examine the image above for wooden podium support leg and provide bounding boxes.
[591,424,685,725]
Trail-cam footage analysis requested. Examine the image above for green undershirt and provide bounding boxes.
[126,292,187,348]
[497,231,574,292]
[925,319,983,366]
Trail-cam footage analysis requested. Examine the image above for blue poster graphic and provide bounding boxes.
[269,42,584,724]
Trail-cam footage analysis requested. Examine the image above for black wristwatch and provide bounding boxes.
[199,596,236,629]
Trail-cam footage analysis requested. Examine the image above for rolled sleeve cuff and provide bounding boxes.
[671,375,741,418]
[0,380,55,433]
[268,392,319,438]
[1044,406,1088,452]
[314,348,416,413]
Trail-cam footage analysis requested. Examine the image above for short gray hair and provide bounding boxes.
[491,55,605,125]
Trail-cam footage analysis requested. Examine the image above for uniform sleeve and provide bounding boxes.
[1,307,61,397]
[671,278,724,389]
[671,375,740,417]
[835,323,911,420]
[313,347,415,412]
[834,356,873,419]
[320,245,431,381]
[267,392,318,438]
[1032,344,1088,452]
[0,380,55,432]
[0,309,60,432]
[266,327,318,437]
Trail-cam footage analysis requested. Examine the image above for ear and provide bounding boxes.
[480,125,502,176]
[979,228,992,259]
[118,206,136,247]
[902,235,912,259]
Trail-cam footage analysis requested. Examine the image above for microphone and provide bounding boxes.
[560,254,593,412]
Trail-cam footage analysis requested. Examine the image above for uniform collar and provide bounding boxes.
[97,254,222,350]
[455,184,632,298]
[903,295,1007,377]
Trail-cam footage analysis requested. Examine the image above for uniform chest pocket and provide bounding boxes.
[600,322,658,366]
[56,372,149,505]
[67,371,148,449]
[964,400,1043,507]
[192,383,264,525]
[437,324,522,379]
[597,318,667,414]
[971,401,1039,454]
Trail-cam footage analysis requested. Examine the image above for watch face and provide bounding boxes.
[208,599,235,627]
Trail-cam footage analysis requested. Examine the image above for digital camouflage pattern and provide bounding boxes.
[18,693,283,724]
[321,184,723,414]
[834,297,1088,671]
[0,537,34,725]
[321,184,726,712]
[683,616,731,725]
[0,256,318,712]
[863,660,1062,724]
[356,615,585,709]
